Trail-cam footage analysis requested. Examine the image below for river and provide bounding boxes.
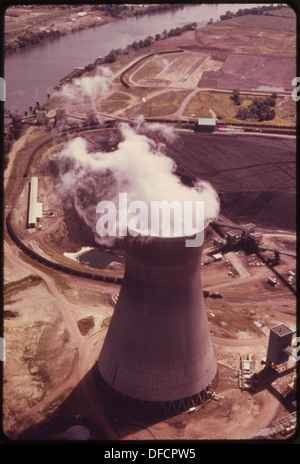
[5,3,248,113]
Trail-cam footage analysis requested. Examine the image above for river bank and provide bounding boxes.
[5,3,294,115]
[4,4,184,56]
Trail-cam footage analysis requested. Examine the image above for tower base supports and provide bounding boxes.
[94,366,216,418]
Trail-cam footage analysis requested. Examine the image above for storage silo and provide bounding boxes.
[97,227,217,415]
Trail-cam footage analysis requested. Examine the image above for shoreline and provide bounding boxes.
[4,15,117,56]
[4,4,185,57]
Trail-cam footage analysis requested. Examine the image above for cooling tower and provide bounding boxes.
[97,228,217,414]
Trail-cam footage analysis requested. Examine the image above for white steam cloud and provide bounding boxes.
[56,67,113,104]
[56,123,219,245]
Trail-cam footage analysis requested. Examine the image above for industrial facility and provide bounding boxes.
[98,230,217,415]
[27,177,43,228]
[266,324,294,369]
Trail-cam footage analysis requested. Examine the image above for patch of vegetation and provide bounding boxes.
[183,90,237,122]
[236,95,276,122]
[139,90,190,117]
[3,310,19,319]
[77,316,95,336]
[184,90,295,126]
[5,28,61,55]
[219,5,294,24]
[231,89,241,106]
[183,93,212,118]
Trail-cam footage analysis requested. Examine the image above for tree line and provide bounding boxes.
[92,3,184,19]
[232,89,278,122]
[5,29,61,55]
[219,4,288,21]
[5,4,184,55]
[80,22,197,72]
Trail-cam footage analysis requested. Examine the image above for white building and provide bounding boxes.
[28,177,43,228]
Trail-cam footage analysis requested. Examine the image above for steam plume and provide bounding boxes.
[56,123,219,245]
[56,67,113,105]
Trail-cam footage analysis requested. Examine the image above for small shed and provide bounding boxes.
[195,117,216,132]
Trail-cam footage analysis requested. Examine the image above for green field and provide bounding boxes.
[183,90,296,126]
[130,90,190,118]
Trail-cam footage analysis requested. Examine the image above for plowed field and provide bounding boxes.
[165,132,296,230]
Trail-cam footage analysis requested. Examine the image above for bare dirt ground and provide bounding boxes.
[129,52,223,90]
[3,239,118,440]
[3,219,297,441]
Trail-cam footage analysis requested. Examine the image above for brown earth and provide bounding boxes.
[150,13,296,92]
[3,231,296,441]
[164,132,296,231]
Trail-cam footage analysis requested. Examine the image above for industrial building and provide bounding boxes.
[226,230,239,246]
[98,230,217,415]
[241,223,256,238]
[195,117,216,132]
[248,232,263,244]
[27,177,43,228]
[266,324,294,368]
[36,110,48,125]
[213,237,226,249]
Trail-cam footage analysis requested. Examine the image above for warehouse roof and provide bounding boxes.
[28,177,42,227]
[197,117,216,126]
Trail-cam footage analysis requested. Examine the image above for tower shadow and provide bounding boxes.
[13,362,216,442]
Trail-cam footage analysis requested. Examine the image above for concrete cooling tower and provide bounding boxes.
[97,229,217,415]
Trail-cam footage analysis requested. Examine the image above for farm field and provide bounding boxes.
[164,132,296,231]
[194,12,296,59]
[198,53,296,92]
